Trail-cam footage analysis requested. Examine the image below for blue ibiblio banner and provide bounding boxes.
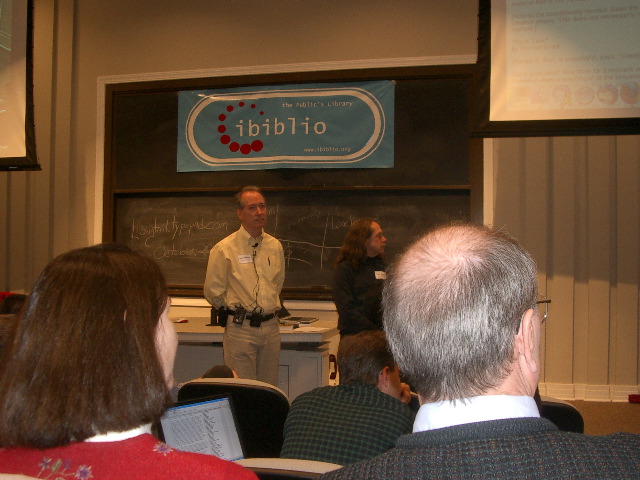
[177,81,394,171]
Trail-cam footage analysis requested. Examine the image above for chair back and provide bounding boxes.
[178,378,290,458]
[539,396,585,433]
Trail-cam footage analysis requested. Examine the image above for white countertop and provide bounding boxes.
[173,311,338,344]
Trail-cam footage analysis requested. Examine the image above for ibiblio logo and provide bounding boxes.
[178,82,394,171]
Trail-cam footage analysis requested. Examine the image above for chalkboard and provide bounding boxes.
[104,64,482,298]
[115,190,470,296]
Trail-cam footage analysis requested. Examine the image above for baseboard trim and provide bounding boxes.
[540,383,640,402]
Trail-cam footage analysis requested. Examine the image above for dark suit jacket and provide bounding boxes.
[320,417,640,479]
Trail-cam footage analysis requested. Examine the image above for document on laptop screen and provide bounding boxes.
[159,396,244,461]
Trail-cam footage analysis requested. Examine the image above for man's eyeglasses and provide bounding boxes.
[536,297,551,324]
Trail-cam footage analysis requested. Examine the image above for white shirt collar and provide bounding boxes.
[85,424,152,443]
[413,395,540,433]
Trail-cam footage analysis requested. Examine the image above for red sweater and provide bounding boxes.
[0,433,257,479]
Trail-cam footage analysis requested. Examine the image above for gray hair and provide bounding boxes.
[382,223,538,402]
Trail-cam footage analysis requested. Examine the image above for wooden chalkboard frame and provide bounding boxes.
[103,64,483,300]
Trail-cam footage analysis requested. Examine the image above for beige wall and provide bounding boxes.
[488,136,640,400]
[1,0,637,400]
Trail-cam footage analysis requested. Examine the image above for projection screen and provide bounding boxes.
[473,0,640,136]
[0,0,39,171]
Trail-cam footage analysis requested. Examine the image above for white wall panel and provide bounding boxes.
[493,135,640,400]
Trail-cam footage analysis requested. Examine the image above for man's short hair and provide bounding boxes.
[383,223,538,402]
[338,330,396,385]
[202,364,236,379]
[235,186,263,209]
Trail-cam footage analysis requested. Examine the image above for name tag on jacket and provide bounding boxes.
[238,254,253,264]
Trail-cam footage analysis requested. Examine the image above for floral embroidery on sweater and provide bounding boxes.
[38,457,93,479]
[153,442,174,456]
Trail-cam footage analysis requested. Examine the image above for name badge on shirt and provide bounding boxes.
[238,254,253,264]
[375,270,386,280]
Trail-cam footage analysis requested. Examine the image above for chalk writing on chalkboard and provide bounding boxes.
[115,191,470,293]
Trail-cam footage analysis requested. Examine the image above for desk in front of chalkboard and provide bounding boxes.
[172,311,339,400]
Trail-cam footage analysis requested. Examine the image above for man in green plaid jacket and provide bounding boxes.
[280,330,413,466]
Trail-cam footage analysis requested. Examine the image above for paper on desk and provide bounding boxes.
[292,326,327,332]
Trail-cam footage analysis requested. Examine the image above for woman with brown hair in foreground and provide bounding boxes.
[0,244,255,479]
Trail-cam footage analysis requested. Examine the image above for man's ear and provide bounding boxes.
[517,308,539,375]
[377,366,391,389]
[236,209,242,221]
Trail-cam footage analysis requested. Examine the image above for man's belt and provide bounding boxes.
[220,306,276,327]
[246,311,276,322]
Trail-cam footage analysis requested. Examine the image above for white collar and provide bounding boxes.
[240,225,263,243]
[85,424,152,443]
[413,395,540,433]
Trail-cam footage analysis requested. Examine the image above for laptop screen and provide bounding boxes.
[158,395,245,461]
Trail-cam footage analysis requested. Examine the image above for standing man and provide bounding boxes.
[333,218,387,338]
[322,224,640,479]
[204,186,285,386]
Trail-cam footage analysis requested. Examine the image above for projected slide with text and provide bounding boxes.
[491,0,640,121]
